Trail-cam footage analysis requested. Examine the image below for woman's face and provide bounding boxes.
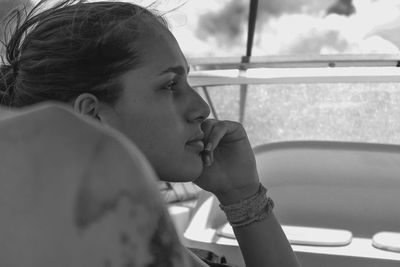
[104,26,210,182]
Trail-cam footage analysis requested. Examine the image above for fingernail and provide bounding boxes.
[205,142,212,152]
[204,155,211,166]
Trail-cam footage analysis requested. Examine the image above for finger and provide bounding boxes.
[201,120,246,166]
[201,119,219,166]
[202,151,212,166]
[206,122,233,165]
[202,119,245,145]
[204,121,229,156]
[201,119,218,141]
[202,138,214,166]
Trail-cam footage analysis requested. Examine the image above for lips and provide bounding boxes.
[186,132,205,151]
[186,139,205,151]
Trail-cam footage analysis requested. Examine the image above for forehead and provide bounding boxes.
[136,25,188,73]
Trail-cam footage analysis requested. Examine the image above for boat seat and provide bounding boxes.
[184,140,400,267]
[254,141,400,237]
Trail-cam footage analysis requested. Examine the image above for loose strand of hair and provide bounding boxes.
[3,1,83,66]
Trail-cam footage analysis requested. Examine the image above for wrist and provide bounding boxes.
[216,182,260,206]
[218,183,274,228]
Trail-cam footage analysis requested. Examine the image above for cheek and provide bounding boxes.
[112,102,202,179]
[120,116,184,159]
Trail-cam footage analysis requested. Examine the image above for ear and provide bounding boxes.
[73,93,100,120]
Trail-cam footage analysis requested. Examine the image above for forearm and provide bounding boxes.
[232,212,301,267]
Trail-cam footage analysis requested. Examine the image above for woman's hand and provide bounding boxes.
[194,119,260,205]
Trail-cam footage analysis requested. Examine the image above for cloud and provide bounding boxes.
[326,0,356,16]
[281,29,348,54]
[364,0,400,49]
[169,0,400,56]
[255,4,400,56]
[195,0,247,46]
[253,14,351,55]
[195,0,340,49]
[258,0,337,17]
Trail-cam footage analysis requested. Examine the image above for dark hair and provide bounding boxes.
[0,0,168,107]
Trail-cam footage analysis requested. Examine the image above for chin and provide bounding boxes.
[158,160,203,183]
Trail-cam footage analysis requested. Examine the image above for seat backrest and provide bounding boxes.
[254,141,400,237]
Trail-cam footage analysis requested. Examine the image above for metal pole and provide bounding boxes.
[202,86,219,120]
[239,0,259,124]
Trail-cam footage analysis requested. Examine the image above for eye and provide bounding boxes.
[163,80,177,91]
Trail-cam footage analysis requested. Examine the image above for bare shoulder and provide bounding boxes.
[0,103,204,267]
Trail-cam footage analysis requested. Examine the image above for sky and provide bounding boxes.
[28,0,400,57]
[167,0,400,57]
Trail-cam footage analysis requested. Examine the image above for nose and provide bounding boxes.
[185,86,210,123]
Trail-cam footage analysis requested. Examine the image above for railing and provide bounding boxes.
[189,54,400,70]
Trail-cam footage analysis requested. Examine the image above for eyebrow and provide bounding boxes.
[158,65,190,76]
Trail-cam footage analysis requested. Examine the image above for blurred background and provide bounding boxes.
[145,0,400,57]
[2,0,400,146]
[3,0,399,56]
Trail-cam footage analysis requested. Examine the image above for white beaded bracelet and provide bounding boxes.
[219,183,274,228]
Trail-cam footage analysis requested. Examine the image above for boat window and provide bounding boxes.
[196,82,400,146]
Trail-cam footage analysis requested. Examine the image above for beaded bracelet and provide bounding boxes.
[219,183,274,228]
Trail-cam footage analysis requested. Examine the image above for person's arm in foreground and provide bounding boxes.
[195,119,301,267]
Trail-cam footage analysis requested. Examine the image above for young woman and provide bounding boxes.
[0,1,300,266]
